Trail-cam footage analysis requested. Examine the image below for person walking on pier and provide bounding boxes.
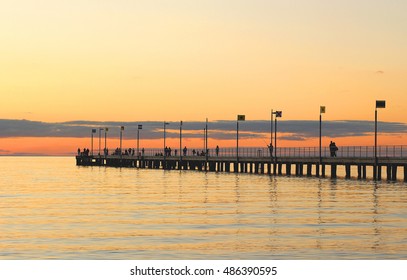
[216,145,219,156]
[183,146,187,156]
[267,143,273,158]
[329,141,338,157]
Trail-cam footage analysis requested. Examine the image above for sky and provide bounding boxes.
[1,0,407,155]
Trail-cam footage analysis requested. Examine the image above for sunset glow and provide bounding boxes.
[1,1,407,155]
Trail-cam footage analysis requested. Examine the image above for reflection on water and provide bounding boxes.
[0,157,407,259]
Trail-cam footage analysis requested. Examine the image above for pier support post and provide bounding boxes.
[377,165,382,180]
[321,164,326,178]
[391,165,397,181]
[296,164,303,176]
[209,162,216,172]
[386,165,392,181]
[286,164,291,176]
[331,164,337,179]
[240,162,245,173]
[345,164,351,179]
[307,164,312,177]
[316,163,320,177]
[225,162,230,172]
[357,165,362,179]
[404,165,407,182]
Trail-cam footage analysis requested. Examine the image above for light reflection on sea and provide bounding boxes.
[0,156,406,259]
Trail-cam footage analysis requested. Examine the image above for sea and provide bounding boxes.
[1,156,407,260]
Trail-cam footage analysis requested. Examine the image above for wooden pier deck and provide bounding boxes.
[76,154,407,182]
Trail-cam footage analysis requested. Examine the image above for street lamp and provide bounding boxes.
[120,126,124,158]
[137,124,142,158]
[319,106,326,162]
[91,128,96,156]
[164,121,170,164]
[237,114,246,162]
[374,100,386,180]
[179,121,183,164]
[270,109,273,148]
[273,111,282,159]
[104,127,108,156]
[98,128,104,156]
[205,118,208,165]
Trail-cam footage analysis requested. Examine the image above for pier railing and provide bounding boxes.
[100,145,407,159]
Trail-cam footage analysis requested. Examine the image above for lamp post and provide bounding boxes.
[236,115,246,162]
[137,124,142,159]
[104,127,108,156]
[270,109,273,147]
[273,111,282,159]
[374,100,386,180]
[319,106,326,162]
[98,128,104,156]
[179,121,183,165]
[164,121,169,167]
[120,126,124,158]
[91,128,96,156]
[205,118,208,168]
[203,127,206,152]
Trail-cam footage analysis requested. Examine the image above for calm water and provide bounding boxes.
[1,156,407,259]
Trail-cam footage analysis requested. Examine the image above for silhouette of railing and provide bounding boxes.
[108,145,407,158]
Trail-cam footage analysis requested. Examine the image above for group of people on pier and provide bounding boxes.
[78,148,90,156]
[159,146,215,157]
[78,142,340,158]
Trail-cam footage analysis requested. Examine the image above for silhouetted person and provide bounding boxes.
[333,142,338,157]
[183,146,187,156]
[329,141,338,157]
[267,143,273,158]
[216,145,219,156]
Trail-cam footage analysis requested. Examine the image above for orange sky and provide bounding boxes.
[1,1,407,154]
[1,133,405,156]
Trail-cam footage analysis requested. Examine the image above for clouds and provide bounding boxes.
[1,119,406,141]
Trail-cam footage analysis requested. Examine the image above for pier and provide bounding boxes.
[76,146,407,182]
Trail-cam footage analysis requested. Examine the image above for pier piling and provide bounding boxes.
[76,154,407,182]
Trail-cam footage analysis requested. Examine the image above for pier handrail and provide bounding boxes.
[88,145,407,159]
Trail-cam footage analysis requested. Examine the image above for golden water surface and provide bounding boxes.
[1,157,406,259]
